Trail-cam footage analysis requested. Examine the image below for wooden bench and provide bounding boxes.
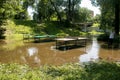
[34,35,56,42]
[55,37,88,49]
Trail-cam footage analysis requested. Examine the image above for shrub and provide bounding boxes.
[97,33,109,41]
[1,61,120,80]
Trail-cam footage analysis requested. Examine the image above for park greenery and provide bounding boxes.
[1,61,120,80]
[0,0,119,38]
[91,0,120,35]
[0,0,120,79]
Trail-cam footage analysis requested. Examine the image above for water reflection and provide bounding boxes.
[27,47,40,65]
[79,38,100,62]
[0,39,120,67]
[27,47,38,56]
[34,56,41,64]
[20,56,27,63]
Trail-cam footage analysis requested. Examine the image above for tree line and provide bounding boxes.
[0,0,119,37]
[91,0,120,35]
[0,0,93,22]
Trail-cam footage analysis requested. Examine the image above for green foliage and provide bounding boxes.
[56,32,69,37]
[43,63,85,80]
[97,33,109,41]
[0,0,29,37]
[97,33,120,45]
[93,23,100,27]
[85,61,120,80]
[33,0,93,23]
[5,20,33,36]
[0,26,6,39]
[78,7,93,22]
[0,0,23,19]
[1,61,120,80]
[91,0,120,35]
[4,20,86,41]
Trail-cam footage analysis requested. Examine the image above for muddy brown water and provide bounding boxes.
[0,38,120,67]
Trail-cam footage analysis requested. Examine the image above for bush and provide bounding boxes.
[0,27,6,39]
[1,61,120,80]
[97,33,109,41]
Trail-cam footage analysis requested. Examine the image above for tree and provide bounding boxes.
[90,0,120,35]
[115,0,119,36]
[0,0,26,38]
[49,0,62,22]
[65,0,81,22]
[33,0,82,23]
[79,7,93,22]
[33,0,55,22]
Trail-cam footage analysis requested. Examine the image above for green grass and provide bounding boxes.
[0,61,120,80]
[5,20,86,40]
[1,19,89,50]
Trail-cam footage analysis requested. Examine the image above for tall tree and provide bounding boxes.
[33,0,82,23]
[0,0,23,38]
[91,0,120,35]
[66,0,81,22]
[115,0,119,36]
[33,0,55,22]
[49,0,62,22]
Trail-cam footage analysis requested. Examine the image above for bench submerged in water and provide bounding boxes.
[23,34,56,42]
[55,37,88,49]
[34,35,56,42]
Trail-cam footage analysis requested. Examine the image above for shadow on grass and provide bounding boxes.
[13,20,37,28]
[13,20,62,35]
[13,20,39,33]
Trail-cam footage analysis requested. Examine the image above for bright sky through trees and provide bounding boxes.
[80,0,100,16]
[27,0,101,19]
[27,6,34,19]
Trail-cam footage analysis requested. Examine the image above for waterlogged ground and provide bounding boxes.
[0,38,120,67]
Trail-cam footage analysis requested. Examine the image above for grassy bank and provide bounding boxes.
[4,20,86,41]
[0,61,120,80]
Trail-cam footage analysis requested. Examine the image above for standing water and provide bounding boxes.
[79,38,100,62]
[0,38,120,67]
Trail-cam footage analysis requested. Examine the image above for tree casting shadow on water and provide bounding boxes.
[101,43,120,50]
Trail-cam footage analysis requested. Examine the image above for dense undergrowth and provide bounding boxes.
[0,61,120,80]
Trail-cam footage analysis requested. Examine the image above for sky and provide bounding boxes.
[27,0,101,19]
[80,0,101,16]
[27,6,34,19]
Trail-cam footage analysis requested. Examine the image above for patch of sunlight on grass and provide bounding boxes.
[3,40,24,51]
[89,30,103,35]
[6,34,23,41]
[92,23,100,27]
[51,17,57,21]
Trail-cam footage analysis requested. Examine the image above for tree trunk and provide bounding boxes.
[67,0,71,22]
[72,0,75,22]
[114,0,119,36]
[49,0,62,22]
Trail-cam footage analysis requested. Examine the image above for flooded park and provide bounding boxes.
[0,38,119,67]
